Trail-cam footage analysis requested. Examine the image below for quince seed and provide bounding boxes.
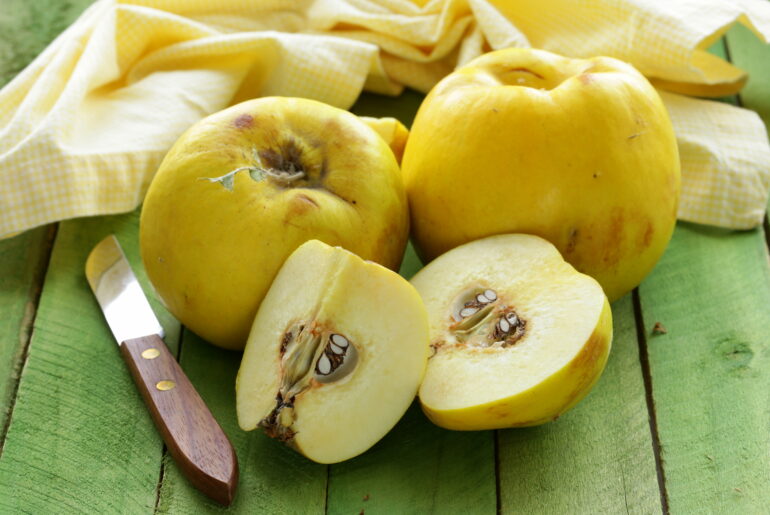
[331,334,349,348]
[317,354,332,375]
[483,289,497,301]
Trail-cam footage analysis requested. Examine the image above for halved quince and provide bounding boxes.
[410,234,612,430]
[236,240,429,463]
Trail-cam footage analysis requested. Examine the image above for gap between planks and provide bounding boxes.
[632,289,669,515]
[0,224,58,458]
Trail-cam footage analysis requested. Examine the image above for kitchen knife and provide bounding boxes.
[85,235,238,506]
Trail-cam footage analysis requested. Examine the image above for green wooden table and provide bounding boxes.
[2,3,769,513]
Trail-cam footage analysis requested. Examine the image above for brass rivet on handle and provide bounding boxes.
[156,380,176,391]
[142,348,160,359]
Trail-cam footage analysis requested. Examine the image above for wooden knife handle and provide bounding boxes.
[120,334,238,506]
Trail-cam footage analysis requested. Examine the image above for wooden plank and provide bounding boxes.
[498,296,661,514]
[156,330,328,513]
[0,227,55,440]
[326,403,496,515]
[0,0,95,451]
[0,211,182,512]
[637,30,770,512]
[638,223,770,511]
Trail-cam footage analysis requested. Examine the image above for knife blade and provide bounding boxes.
[86,235,238,506]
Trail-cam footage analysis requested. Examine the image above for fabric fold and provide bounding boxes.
[1,0,769,237]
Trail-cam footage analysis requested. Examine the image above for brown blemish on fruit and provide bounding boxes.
[602,208,624,266]
[484,405,511,421]
[642,221,654,249]
[565,228,579,255]
[284,194,319,220]
[559,306,611,411]
[579,73,593,85]
[368,214,408,271]
[233,114,253,129]
[569,326,607,377]
[324,117,365,148]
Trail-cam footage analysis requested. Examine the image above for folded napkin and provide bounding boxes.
[2,0,770,238]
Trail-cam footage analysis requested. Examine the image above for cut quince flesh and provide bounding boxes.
[236,240,429,463]
[410,234,612,430]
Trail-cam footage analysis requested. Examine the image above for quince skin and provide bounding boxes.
[402,48,681,301]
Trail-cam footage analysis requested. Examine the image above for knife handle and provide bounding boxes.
[120,335,238,506]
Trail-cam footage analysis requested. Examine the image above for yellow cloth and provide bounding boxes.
[2,0,770,237]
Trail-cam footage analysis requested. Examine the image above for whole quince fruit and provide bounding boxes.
[140,97,409,350]
[402,48,681,301]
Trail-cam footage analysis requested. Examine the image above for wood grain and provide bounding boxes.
[0,227,55,445]
[636,33,770,513]
[0,0,95,451]
[638,224,770,511]
[0,212,182,513]
[326,403,496,514]
[498,296,661,514]
[120,334,237,506]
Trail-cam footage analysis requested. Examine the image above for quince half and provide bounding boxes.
[236,240,429,463]
[411,234,612,430]
[402,48,681,301]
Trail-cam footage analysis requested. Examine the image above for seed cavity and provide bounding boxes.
[315,334,358,384]
[453,287,498,322]
[491,310,526,346]
[260,324,358,441]
[445,287,527,350]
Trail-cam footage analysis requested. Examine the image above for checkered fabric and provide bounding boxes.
[1,0,769,237]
